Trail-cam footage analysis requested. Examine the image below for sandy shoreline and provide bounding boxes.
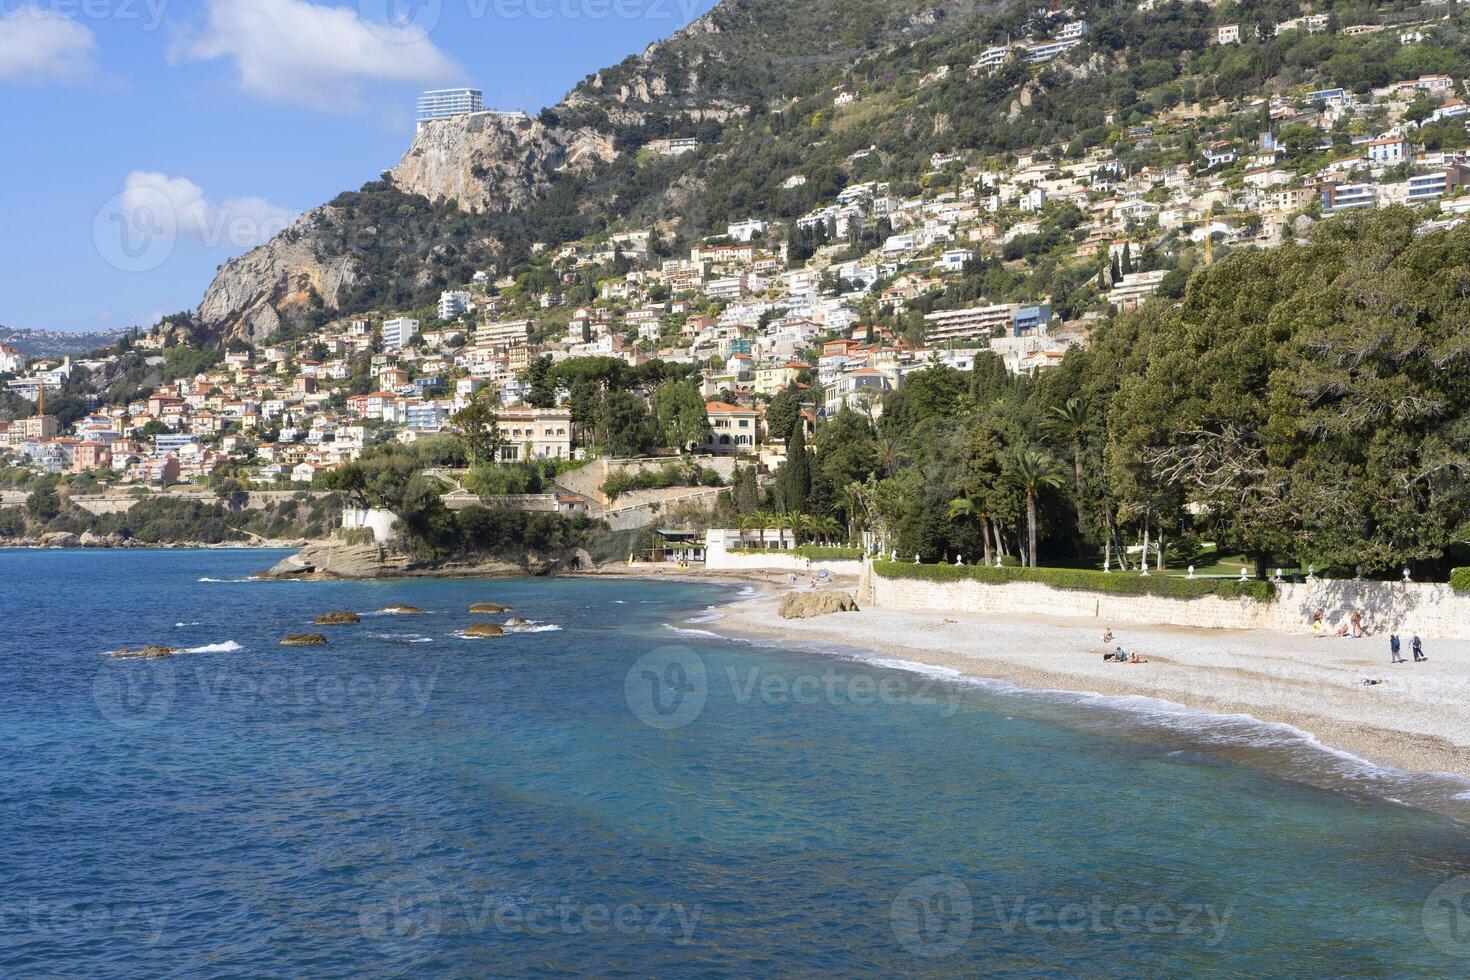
[632,573,1470,792]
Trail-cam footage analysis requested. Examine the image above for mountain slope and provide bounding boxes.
[191,0,1408,341]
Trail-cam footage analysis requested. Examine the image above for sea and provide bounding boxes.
[4,547,1470,976]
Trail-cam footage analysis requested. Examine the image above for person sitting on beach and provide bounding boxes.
[1102,628,1114,644]
[1334,622,1350,638]
[1108,646,1128,663]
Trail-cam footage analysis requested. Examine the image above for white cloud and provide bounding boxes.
[0,6,97,83]
[170,0,461,110]
[119,171,297,250]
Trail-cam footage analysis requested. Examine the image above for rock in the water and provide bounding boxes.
[39,532,80,549]
[778,590,859,620]
[110,645,180,660]
[259,541,410,580]
[315,610,361,625]
[281,633,328,647]
[469,603,512,614]
[380,605,424,615]
[463,623,505,638]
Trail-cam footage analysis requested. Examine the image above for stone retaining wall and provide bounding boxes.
[860,564,1470,639]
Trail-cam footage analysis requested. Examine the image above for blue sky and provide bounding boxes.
[0,0,719,334]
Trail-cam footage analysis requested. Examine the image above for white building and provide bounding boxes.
[382,318,420,350]
[0,344,26,375]
[417,88,483,129]
[438,291,472,320]
[1216,23,1241,45]
[726,219,768,242]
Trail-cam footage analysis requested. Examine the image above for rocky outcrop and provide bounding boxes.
[391,114,615,213]
[38,532,80,548]
[463,623,505,638]
[779,590,859,620]
[314,611,361,625]
[262,541,412,580]
[110,646,180,660]
[197,206,359,343]
[281,634,327,647]
[469,603,512,614]
[380,605,425,615]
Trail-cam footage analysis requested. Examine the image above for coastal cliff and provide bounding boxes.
[389,113,615,213]
[258,538,593,580]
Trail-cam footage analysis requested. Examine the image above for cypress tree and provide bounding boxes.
[784,419,811,514]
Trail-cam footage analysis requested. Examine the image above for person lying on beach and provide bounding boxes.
[1127,652,1149,664]
[1361,678,1390,686]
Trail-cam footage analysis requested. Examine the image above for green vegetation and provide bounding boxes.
[873,560,1276,601]
[601,462,723,502]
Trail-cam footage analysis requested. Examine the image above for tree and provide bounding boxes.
[783,421,811,514]
[523,355,558,408]
[947,496,992,567]
[451,397,502,466]
[597,390,657,457]
[765,388,804,444]
[1047,398,1090,538]
[652,380,711,452]
[1009,447,1065,567]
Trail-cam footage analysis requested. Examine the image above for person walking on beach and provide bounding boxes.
[1390,634,1405,664]
[1412,634,1427,662]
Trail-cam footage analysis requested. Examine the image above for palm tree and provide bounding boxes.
[947,497,993,567]
[752,510,776,549]
[771,511,793,549]
[1010,448,1066,568]
[738,514,761,550]
[786,510,808,546]
[1047,398,1089,535]
[814,516,843,547]
[839,481,868,546]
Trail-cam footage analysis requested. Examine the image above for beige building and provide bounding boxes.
[496,407,573,461]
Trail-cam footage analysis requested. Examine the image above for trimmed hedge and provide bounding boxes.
[1452,568,1470,592]
[794,546,864,560]
[873,561,1276,601]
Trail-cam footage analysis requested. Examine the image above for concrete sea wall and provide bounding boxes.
[860,564,1470,639]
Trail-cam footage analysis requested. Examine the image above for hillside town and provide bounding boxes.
[7,4,1470,522]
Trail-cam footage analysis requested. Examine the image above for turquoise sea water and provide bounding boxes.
[4,548,1470,976]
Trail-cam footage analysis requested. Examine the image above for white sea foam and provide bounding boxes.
[197,577,257,584]
[686,606,725,625]
[371,633,434,644]
[184,641,243,654]
[175,622,201,627]
[664,625,722,639]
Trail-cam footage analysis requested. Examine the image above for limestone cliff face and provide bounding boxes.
[197,206,360,343]
[390,113,615,214]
